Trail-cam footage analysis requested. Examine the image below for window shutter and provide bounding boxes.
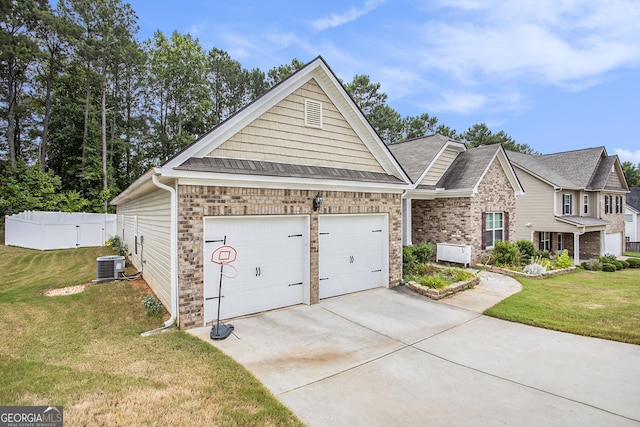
[504,211,509,241]
[481,212,487,250]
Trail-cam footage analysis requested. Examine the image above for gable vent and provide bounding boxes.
[304,99,323,129]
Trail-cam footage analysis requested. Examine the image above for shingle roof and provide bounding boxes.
[387,134,452,183]
[436,144,500,190]
[628,188,640,210]
[176,157,406,185]
[555,215,610,227]
[507,147,625,190]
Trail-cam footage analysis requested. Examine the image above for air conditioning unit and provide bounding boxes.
[96,255,125,283]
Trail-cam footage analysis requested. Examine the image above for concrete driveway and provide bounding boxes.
[190,279,640,426]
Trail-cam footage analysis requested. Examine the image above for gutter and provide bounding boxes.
[141,172,178,336]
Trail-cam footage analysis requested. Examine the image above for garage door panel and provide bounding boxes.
[204,216,307,322]
[319,214,388,299]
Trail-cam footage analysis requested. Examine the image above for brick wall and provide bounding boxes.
[580,231,601,260]
[177,185,402,329]
[411,159,516,264]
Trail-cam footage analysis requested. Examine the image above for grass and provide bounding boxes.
[0,243,302,426]
[485,268,640,344]
[625,251,640,258]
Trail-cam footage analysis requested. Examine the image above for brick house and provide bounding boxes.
[111,57,411,329]
[388,135,524,264]
[508,147,629,263]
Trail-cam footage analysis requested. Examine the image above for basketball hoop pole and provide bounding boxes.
[210,237,234,340]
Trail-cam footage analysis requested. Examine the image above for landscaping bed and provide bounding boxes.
[477,264,576,278]
[406,267,480,300]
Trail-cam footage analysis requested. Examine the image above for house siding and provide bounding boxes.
[116,188,172,309]
[176,185,402,329]
[419,147,458,186]
[411,159,516,264]
[209,79,385,173]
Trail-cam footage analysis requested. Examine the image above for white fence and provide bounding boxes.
[436,242,472,266]
[4,211,117,250]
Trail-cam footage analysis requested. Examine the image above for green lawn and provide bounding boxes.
[0,243,302,426]
[485,268,640,344]
[625,251,640,258]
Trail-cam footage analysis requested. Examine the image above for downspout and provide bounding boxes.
[141,173,178,336]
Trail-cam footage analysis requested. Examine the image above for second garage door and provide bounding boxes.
[605,232,622,257]
[203,216,308,322]
[319,214,388,299]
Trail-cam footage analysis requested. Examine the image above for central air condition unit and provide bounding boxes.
[96,255,125,283]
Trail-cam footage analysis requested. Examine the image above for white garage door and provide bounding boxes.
[605,232,622,256]
[204,216,308,322]
[319,214,388,299]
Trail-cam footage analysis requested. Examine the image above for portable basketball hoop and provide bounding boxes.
[207,240,237,340]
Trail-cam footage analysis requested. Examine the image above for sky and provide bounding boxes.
[127,0,640,163]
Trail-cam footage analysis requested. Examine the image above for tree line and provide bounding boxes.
[5,0,633,220]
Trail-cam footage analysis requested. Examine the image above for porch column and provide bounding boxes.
[402,198,412,245]
[573,232,580,265]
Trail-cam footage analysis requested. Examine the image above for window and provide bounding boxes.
[583,195,589,215]
[627,214,634,222]
[484,212,504,248]
[562,194,572,215]
[557,233,563,251]
[604,195,612,214]
[615,196,623,214]
[539,232,551,251]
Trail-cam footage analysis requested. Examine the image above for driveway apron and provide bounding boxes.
[190,285,640,426]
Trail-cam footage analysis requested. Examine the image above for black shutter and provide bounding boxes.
[504,211,509,241]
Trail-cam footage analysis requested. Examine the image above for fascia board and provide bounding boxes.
[403,188,474,200]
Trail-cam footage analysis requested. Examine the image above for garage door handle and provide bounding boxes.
[349,255,354,263]
[371,269,382,272]
[288,234,303,237]
[255,267,262,277]
[319,232,329,235]
[319,277,329,281]
[372,229,382,233]
[288,282,303,287]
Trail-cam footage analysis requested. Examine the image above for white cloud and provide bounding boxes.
[310,0,385,31]
[614,149,640,164]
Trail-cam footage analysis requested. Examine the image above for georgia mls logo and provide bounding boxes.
[0,406,63,427]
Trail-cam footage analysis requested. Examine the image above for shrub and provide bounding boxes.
[536,250,550,259]
[602,263,617,272]
[443,267,475,282]
[492,240,521,267]
[554,249,573,269]
[141,294,164,316]
[516,239,536,260]
[612,260,624,270]
[621,260,630,269]
[581,261,592,270]
[410,273,449,289]
[627,258,640,268]
[106,236,128,257]
[524,263,546,275]
[403,243,434,273]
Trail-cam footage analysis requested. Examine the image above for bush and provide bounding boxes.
[627,258,640,268]
[554,249,573,269]
[612,260,624,270]
[621,260,630,269]
[516,239,536,260]
[536,250,550,259]
[402,243,434,273]
[141,294,164,316]
[410,273,450,289]
[524,263,546,275]
[106,236,128,257]
[602,263,617,272]
[581,261,591,270]
[492,240,521,267]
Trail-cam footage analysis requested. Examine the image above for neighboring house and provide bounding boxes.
[625,188,640,242]
[388,135,524,264]
[111,57,411,329]
[508,147,629,263]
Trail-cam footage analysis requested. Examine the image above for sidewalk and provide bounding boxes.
[438,270,522,312]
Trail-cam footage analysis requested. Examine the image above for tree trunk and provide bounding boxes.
[41,53,55,172]
[102,82,108,212]
[7,62,17,170]
[82,61,91,168]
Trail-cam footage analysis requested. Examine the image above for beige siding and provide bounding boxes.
[514,169,574,240]
[116,189,172,309]
[606,168,624,188]
[419,147,459,186]
[208,79,385,172]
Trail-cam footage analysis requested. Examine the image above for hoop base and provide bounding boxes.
[210,322,234,340]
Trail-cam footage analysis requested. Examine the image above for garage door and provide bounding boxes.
[605,232,622,256]
[319,214,388,299]
[204,216,308,322]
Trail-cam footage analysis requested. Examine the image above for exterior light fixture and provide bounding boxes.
[313,192,323,211]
